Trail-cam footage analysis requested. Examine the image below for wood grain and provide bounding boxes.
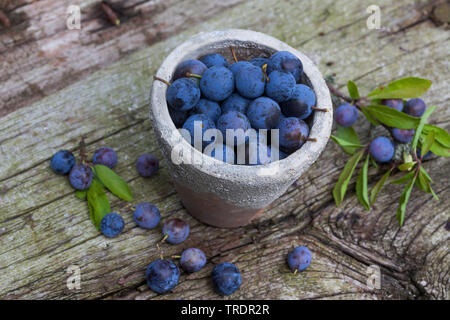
[0,0,449,299]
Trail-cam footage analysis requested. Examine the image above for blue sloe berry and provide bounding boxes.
[265,70,296,103]
[404,98,426,117]
[136,153,159,177]
[50,150,75,175]
[100,212,125,238]
[392,128,415,143]
[182,114,216,148]
[334,103,358,127]
[268,51,303,82]
[230,61,252,77]
[216,111,251,147]
[199,53,229,68]
[235,63,265,99]
[193,99,221,123]
[280,84,316,119]
[211,262,242,296]
[221,93,250,115]
[166,78,200,111]
[247,97,281,129]
[287,246,312,272]
[173,59,207,81]
[92,147,118,169]
[162,218,190,244]
[146,259,180,294]
[200,66,234,102]
[169,106,188,128]
[133,202,161,229]
[180,248,207,273]
[250,57,269,68]
[69,164,93,190]
[381,99,403,112]
[369,136,394,162]
[277,117,310,151]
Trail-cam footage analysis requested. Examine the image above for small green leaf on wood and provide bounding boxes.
[332,126,364,154]
[398,162,416,171]
[356,155,370,210]
[367,77,432,100]
[367,104,419,129]
[87,178,111,230]
[347,80,360,99]
[417,167,439,200]
[419,166,432,183]
[390,171,415,184]
[333,149,365,207]
[75,190,87,200]
[428,138,450,157]
[411,106,436,152]
[397,174,416,227]
[422,124,450,148]
[420,130,435,157]
[370,169,392,205]
[94,164,133,202]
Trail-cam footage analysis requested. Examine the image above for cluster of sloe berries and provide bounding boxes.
[162,50,325,165]
[334,98,430,162]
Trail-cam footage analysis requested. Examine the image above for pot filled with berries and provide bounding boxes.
[150,29,333,228]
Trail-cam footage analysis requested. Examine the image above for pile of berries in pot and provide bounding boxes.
[158,49,329,165]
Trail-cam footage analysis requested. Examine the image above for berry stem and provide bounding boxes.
[300,135,317,142]
[262,64,270,82]
[153,76,171,86]
[101,1,120,26]
[79,136,88,164]
[161,234,169,243]
[171,255,181,259]
[230,46,238,63]
[293,269,298,275]
[186,72,202,79]
[311,106,329,112]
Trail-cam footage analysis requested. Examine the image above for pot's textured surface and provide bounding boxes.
[150,29,332,227]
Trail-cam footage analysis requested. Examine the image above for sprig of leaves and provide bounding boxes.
[330,77,450,227]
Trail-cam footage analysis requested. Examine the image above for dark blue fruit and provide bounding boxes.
[182,114,216,148]
[404,98,426,117]
[247,97,281,129]
[146,259,180,294]
[265,70,296,103]
[166,78,200,111]
[100,212,125,238]
[221,93,250,114]
[392,128,415,143]
[169,106,188,128]
[250,57,269,68]
[200,66,234,102]
[207,143,236,164]
[334,103,358,127]
[173,59,207,81]
[280,84,316,119]
[235,63,265,99]
[136,153,159,177]
[246,133,273,165]
[268,51,303,82]
[193,99,221,122]
[92,147,118,169]
[287,246,311,272]
[133,202,161,229]
[162,218,190,244]
[278,117,310,151]
[381,99,403,112]
[199,53,229,68]
[369,136,394,162]
[69,164,93,190]
[216,111,251,146]
[180,248,207,273]
[230,61,252,77]
[50,150,75,175]
[211,262,242,296]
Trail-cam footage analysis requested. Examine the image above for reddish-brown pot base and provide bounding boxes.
[174,182,265,228]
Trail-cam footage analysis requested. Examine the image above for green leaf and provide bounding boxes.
[367,104,419,129]
[422,124,450,148]
[93,164,133,202]
[330,135,364,149]
[390,171,415,184]
[417,167,439,200]
[420,130,435,157]
[369,155,379,168]
[355,156,370,210]
[335,126,361,155]
[411,106,436,152]
[75,190,87,200]
[347,80,360,99]
[419,166,432,182]
[370,169,392,205]
[398,162,416,171]
[332,150,365,207]
[428,139,450,157]
[360,106,380,126]
[396,174,417,227]
[367,77,432,100]
[87,179,111,230]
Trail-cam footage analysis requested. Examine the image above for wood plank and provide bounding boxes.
[0,0,449,299]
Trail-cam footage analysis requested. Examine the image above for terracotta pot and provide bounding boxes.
[150,29,332,228]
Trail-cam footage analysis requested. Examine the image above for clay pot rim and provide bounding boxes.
[150,29,332,183]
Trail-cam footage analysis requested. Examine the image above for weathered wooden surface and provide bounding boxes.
[0,0,449,300]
